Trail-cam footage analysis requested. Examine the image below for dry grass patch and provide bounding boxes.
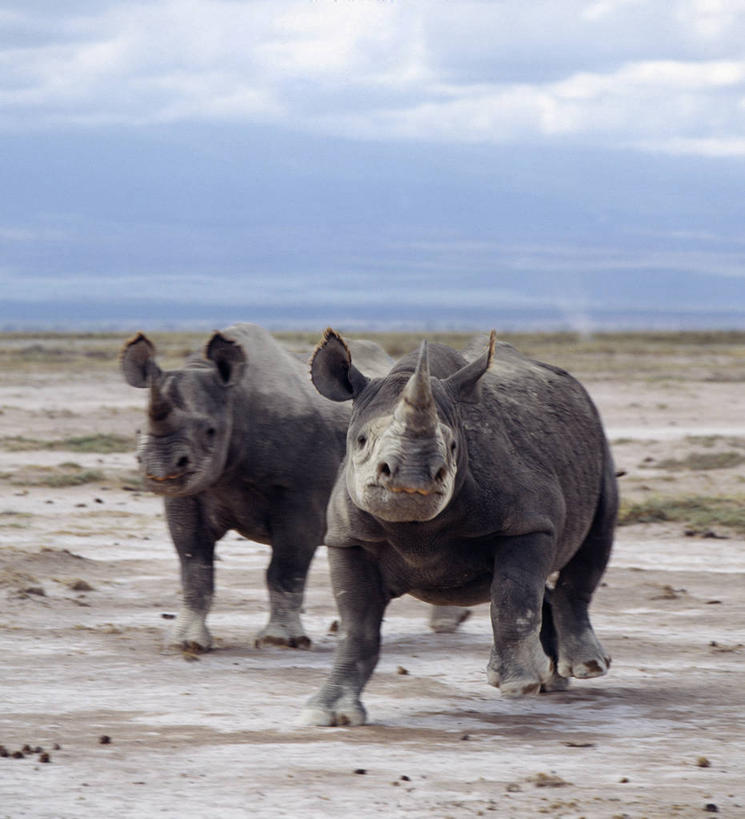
[619,495,745,535]
[0,434,132,453]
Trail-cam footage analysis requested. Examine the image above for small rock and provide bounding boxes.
[161,613,176,620]
[327,620,339,634]
[53,743,61,750]
[400,775,410,781]
[12,751,24,759]
[99,735,111,745]
[697,757,711,768]
[396,666,409,675]
[39,753,51,763]
[353,768,367,775]
[68,579,94,592]
[704,805,719,814]
[528,772,571,788]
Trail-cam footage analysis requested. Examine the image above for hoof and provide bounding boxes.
[254,633,311,650]
[298,703,366,727]
[558,654,610,679]
[500,678,543,698]
[541,671,571,692]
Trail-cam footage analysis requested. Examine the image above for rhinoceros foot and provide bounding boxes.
[298,693,367,727]
[487,639,553,698]
[557,628,610,679]
[254,631,311,650]
[428,605,471,634]
[540,670,571,692]
[168,608,212,652]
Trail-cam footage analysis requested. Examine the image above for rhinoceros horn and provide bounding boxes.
[393,341,438,435]
[148,375,173,429]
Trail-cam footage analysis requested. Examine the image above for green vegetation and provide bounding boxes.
[0,434,132,453]
[619,495,745,534]
[650,451,745,471]
[0,463,106,488]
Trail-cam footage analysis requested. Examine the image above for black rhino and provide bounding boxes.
[120,323,466,651]
[301,329,617,725]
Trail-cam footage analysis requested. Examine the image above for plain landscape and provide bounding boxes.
[1,330,744,818]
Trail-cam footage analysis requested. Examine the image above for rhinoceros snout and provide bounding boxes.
[375,454,447,495]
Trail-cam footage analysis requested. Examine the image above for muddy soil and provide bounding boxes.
[0,339,743,818]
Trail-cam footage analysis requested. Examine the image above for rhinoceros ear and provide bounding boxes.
[120,332,162,388]
[205,332,247,387]
[310,328,370,402]
[444,329,496,402]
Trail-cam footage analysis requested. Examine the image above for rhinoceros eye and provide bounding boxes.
[450,441,457,454]
[357,434,367,448]
[205,427,216,443]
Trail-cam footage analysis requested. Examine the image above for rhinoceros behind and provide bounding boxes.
[120,323,362,650]
[301,329,617,726]
[120,323,466,650]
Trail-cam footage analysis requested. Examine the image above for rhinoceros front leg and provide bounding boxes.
[487,533,555,698]
[300,546,389,727]
[165,496,215,652]
[254,507,317,650]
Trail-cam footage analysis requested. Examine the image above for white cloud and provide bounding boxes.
[1,0,744,155]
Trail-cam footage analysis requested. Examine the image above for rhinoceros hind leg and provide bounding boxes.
[254,589,311,650]
[429,605,471,633]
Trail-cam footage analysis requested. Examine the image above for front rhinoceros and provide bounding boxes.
[120,323,353,650]
[301,329,617,726]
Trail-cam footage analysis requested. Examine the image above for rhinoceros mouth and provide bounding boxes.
[145,472,189,482]
[389,486,435,496]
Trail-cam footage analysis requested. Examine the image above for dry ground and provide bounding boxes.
[0,331,743,818]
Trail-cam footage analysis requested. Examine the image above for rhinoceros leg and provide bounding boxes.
[538,596,570,692]
[428,605,471,633]
[254,504,317,650]
[165,496,215,652]
[487,532,555,698]
[300,545,389,727]
[550,469,616,680]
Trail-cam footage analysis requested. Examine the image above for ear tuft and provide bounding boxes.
[310,328,369,401]
[120,332,160,387]
[205,331,247,386]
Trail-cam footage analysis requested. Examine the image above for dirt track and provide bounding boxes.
[1,337,744,818]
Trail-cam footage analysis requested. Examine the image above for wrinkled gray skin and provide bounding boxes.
[301,329,617,726]
[120,323,465,651]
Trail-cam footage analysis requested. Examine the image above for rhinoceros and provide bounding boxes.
[301,329,617,726]
[120,323,466,651]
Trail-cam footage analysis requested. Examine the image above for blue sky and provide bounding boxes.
[1,0,745,330]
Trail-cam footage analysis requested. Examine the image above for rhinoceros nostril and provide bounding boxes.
[176,456,189,470]
[434,465,447,483]
[377,461,392,479]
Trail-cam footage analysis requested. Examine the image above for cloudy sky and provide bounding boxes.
[2,0,744,329]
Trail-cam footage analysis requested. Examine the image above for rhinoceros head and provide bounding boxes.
[120,331,246,496]
[311,329,495,523]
